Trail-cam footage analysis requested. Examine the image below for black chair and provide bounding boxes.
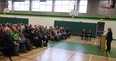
[0,47,13,61]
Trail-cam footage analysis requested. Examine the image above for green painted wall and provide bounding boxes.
[0,17,29,24]
[54,21,97,37]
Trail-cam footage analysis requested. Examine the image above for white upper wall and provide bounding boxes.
[0,15,116,39]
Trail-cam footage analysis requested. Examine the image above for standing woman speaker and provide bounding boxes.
[106,28,113,52]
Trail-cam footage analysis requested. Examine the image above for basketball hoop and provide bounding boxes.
[3,8,10,15]
[69,10,78,18]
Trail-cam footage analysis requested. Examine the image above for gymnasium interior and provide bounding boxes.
[0,0,116,61]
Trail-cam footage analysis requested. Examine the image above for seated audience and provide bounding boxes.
[0,23,71,57]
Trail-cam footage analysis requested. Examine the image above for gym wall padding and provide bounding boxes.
[0,17,29,24]
[54,20,97,37]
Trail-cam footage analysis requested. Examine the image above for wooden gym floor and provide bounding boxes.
[0,36,116,61]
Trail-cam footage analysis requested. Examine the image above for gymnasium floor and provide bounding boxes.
[1,36,116,61]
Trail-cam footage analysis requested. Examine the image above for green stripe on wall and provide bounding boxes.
[0,12,116,21]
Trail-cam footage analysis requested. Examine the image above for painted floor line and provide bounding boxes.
[6,48,45,61]
[46,41,69,61]
[95,40,97,45]
[107,52,112,61]
[49,39,69,46]
[21,40,67,61]
[20,50,45,61]
[89,55,93,61]
[6,50,37,61]
[53,41,67,48]
[67,40,88,61]
[7,40,66,61]
[48,41,64,45]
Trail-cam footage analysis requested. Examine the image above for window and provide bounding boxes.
[32,0,52,12]
[8,0,88,13]
[79,0,88,13]
[54,0,75,12]
[8,0,12,10]
[14,0,29,11]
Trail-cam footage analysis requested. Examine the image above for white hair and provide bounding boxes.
[4,27,10,32]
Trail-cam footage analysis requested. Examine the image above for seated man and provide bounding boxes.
[87,30,92,40]
[19,28,30,52]
[2,28,18,56]
[81,29,87,40]
[40,27,48,46]
[34,29,43,47]
[59,27,66,39]
[49,26,59,41]
[10,27,22,55]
